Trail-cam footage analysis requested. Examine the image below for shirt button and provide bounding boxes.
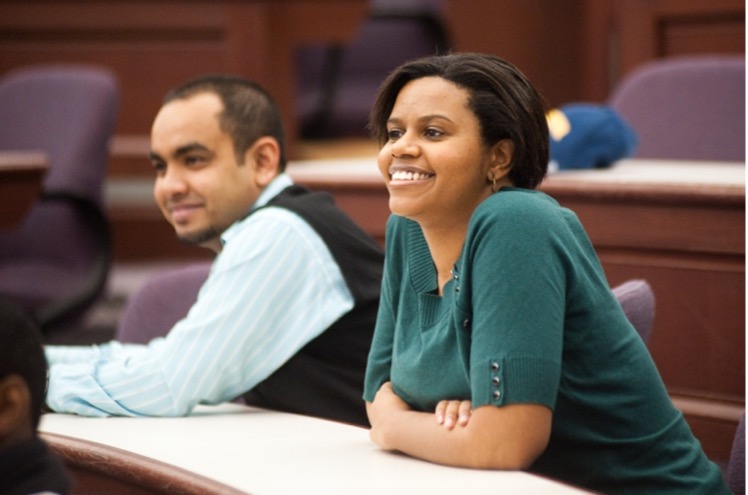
[490,361,499,371]
[493,390,501,400]
[463,318,470,328]
[492,376,501,386]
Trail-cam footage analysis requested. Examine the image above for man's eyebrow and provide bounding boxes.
[148,150,163,163]
[148,142,212,162]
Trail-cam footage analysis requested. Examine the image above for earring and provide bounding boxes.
[491,177,498,193]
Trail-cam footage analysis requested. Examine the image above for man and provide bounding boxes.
[44,75,383,426]
[0,298,71,495]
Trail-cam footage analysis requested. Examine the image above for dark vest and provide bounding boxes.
[242,185,383,426]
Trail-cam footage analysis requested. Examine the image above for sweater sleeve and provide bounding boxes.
[462,192,566,410]
[362,216,402,402]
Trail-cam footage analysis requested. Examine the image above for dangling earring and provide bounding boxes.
[491,176,498,193]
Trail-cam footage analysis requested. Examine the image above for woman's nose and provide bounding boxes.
[391,131,419,158]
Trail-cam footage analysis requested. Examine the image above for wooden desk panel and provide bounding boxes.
[0,150,47,229]
[42,432,244,495]
[540,161,745,462]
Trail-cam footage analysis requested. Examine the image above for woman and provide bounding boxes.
[363,53,728,495]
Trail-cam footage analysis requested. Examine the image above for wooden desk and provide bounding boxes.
[41,432,244,495]
[104,157,744,461]
[0,150,47,228]
[40,404,592,495]
[287,157,746,463]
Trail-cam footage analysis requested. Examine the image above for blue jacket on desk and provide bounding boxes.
[548,103,637,171]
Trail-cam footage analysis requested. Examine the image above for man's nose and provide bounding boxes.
[155,165,188,197]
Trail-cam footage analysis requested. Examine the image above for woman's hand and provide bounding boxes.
[435,399,472,430]
[366,382,411,450]
[367,383,551,469]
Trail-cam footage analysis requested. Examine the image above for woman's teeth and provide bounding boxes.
[391,170,431,181]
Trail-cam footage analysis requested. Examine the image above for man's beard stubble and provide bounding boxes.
[177,226,221,247]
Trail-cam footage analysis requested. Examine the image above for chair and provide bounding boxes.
[612,279,655,343]
[728,412,745,495]
[119,268,656,348]
[0,65,119,332]
[297,0,450,139]
[115,262,212,344]
[608,56,745,161]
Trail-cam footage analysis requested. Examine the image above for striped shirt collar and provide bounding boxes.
[221,173,294,246]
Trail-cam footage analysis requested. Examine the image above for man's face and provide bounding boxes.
[149,92,261,252]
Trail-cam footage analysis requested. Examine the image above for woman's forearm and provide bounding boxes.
[368,397,552,470]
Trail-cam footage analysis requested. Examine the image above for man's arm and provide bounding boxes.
[46,209,353,417]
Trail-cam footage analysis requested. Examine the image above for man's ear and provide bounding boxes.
[0,375,33,443]
[245,136,281,188]
[487,139,515,182]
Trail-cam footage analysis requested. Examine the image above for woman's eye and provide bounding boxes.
[425,128,443,138]
[387,129,403,141]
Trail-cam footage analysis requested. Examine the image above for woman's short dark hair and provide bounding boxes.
[164,74,287,171]
[369,53,549,189]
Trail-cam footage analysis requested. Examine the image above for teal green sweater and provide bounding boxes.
[364,188,728,495]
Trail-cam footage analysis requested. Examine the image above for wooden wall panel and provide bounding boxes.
[0,0,368,171]
[595,0,745,100]
[1,0,743,171]
[443,0,586,108]
[444,0,744,103]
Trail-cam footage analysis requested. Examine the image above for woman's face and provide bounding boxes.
[377,76,502,229]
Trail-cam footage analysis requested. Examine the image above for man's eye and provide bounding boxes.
[151,161,166,173]
[185,155,206,166]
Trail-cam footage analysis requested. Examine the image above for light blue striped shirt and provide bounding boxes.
[45,174,354,416]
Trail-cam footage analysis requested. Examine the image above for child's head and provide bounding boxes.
[0,298,47,443]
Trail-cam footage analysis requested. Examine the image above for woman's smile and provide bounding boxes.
[388,165,435,185]
[377,77,494,224]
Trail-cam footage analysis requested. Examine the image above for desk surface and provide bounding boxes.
[287,156,745,186]
[40,404,591,495]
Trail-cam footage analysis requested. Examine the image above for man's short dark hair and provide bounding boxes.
[0,298,47,429]
[164,74,287,170]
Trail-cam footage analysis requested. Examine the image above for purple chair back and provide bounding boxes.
[608,56,745,161]
[729,413,745,495]
[612,279,655,343]
[115,262,212,344]
[0,65,119,330]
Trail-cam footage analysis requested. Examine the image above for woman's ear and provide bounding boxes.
[245,136,281,188]
[487,139,515,182]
